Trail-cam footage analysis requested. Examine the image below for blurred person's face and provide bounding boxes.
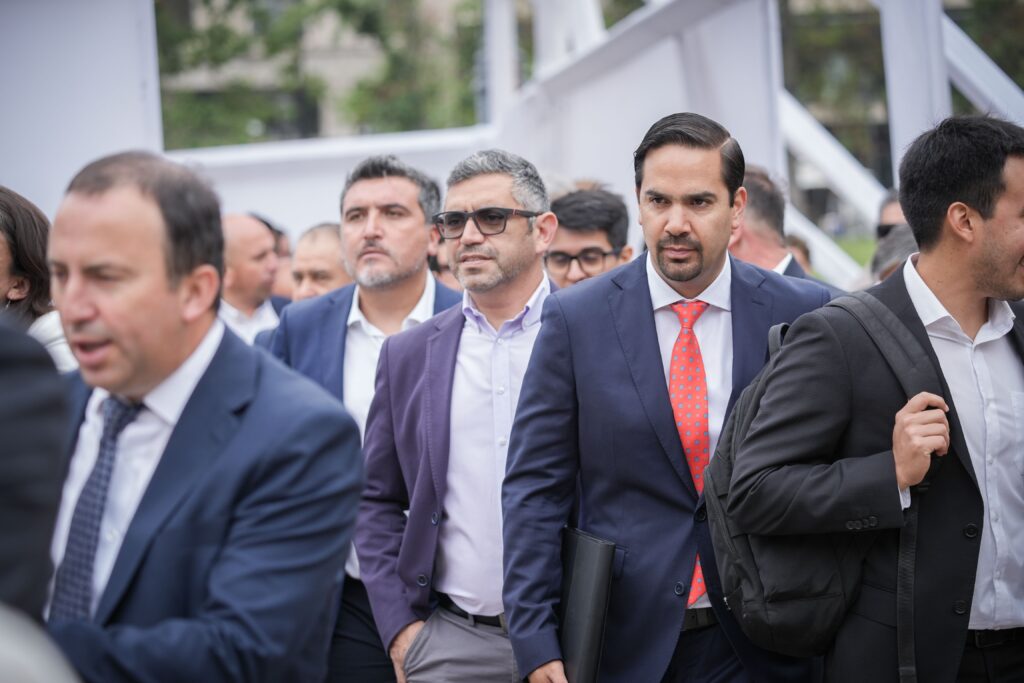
[49,186,216,400]
[441,173,552,294]
[545,229,631,288]
[637,145,745,299]
[341,177,430,289]
[291,232,350,301]
[223,215,278,309]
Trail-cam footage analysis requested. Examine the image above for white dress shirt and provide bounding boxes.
[48,321,225,618]
[648,253,733,610]
[342,274,435,579]
[218,298,278,344]
[434,277,551,616]
[773,252,794,275]
[27,310,77,372]
[903,257,1024,630]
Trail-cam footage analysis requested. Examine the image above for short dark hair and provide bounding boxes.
[550,189,630,250]
[66,151,224,298]
[633,112,745,204]
[341,155,441,221]
[899,115,1024,250]
[0,186,52,325]
[742,166,786,239]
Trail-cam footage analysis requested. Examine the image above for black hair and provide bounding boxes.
[0,186,52,324]
[899,115,1024,250]
[633,112,744,203]
[550,189,630,250]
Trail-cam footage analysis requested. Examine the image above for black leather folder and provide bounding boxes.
[559,527,615,683]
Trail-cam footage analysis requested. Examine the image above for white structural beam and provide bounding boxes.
[0,0,163,218]
[779,90,888,223]
[786,206,866,291]
[170,125,495,236]
[942,16,1024,124]
[874,0,952,180]
[484,0,519,124]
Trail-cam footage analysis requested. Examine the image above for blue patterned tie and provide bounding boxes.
[49,396,143,621]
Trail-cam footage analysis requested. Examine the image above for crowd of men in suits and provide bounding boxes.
[1,110,1022,683]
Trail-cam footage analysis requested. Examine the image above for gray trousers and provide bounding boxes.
[403,607,520,682]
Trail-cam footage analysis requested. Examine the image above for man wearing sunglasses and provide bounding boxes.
[546,188,634,288]
[356,149,558,682]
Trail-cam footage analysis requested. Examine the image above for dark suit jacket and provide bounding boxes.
[47,329,363,683]
[0,321,68,620]
[353,302,468,650]
[729,268,1023,682]
[783,257,846,297]
[502,257,830,682]
[268,281,462,401]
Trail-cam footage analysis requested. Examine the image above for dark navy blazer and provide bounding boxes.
[268,280,462,401]
[502,257,831,682]
[47,329,363,682]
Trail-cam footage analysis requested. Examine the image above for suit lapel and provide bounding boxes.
[424,306,465,504]
[62,375,93,476]
[609,259,697,498]
[870,269,978,491]
[94,332,256,624]
[320,286,355,402]
[728,259,773,417]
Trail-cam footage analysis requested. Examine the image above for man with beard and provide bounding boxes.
[356,149,558,682]
[269,155,461,682]
[732,115,1024,682]
[502,113,829,683]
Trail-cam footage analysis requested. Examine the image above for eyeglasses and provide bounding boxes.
[544,248,621,275]
[432,207,540,240]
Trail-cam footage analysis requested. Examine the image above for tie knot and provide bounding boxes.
[102,396,143,438]
[671,300,709,329]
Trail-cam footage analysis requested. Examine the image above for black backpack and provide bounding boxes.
[704,291,943,682]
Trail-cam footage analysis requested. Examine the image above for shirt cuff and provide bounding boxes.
[898,486,911,510]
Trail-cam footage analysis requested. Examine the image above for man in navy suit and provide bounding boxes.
[45,151,362,682]
[502,113,830,683]
[356,149,558,682]
[269,155,460,682]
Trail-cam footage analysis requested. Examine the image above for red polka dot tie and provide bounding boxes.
[669,300,709,606]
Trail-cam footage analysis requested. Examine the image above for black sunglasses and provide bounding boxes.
[432,207,540,239]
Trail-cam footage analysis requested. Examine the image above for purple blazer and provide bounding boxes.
[353,303,465,650]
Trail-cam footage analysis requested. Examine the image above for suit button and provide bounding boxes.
[953,600,968,615]
[695,508,707,522]
[963,523,979,539]
[867,516,878,527]
[845,521,855,530]
[416,574,429,587]
[674,582,686,596]
[853,520,863,530]
[431,512,439,525]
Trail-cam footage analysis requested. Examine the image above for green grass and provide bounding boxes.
[836,235,877,266]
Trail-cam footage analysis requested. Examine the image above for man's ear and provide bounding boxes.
[618,245,634,264]
[180,264,221,322]
[945,201,978,246]
[532,211,559,254]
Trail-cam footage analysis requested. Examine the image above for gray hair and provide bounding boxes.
[446,149,549,213]
[341,155,441,221]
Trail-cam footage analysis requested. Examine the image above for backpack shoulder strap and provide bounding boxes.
[825,290,943,683]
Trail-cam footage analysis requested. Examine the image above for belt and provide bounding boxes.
[682,607,717,632]
[437,593,506,630]
[967,627,1022,649]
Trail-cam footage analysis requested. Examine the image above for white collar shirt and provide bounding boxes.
[341,274,435,579]
[434,276,550,616]
[49,321,225,618]
[903,256,1024,630]
[647,253,733,610]
[773,252,794,275]
[218,298,278,345]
